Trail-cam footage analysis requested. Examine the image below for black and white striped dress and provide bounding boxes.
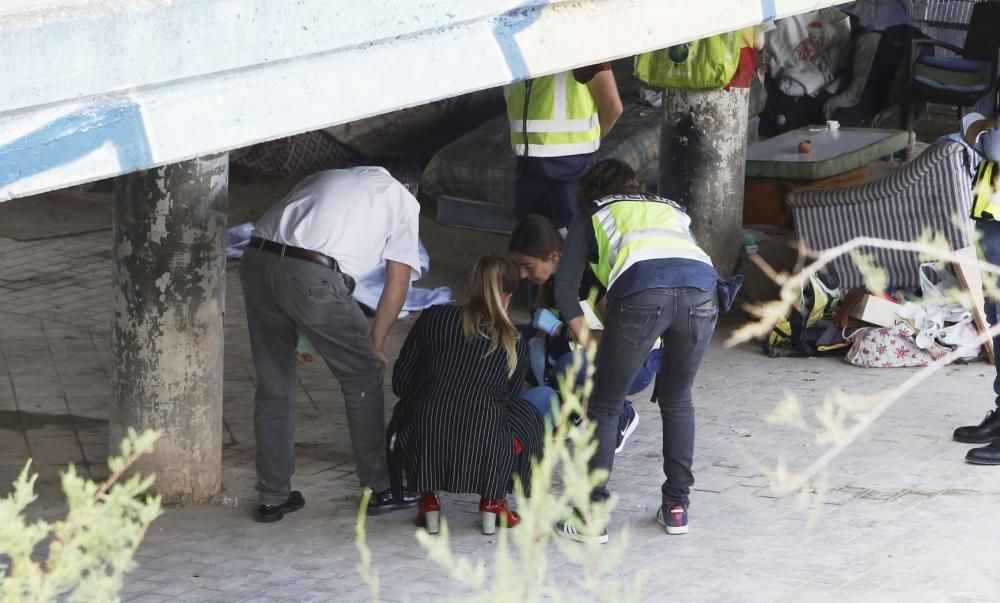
[392,304,544,499]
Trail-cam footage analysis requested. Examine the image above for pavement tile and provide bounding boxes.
[124,595,176,603]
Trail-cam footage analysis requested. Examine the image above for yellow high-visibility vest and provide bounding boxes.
[505,72,600,158]
[971,82,1000,220]
[586,194,713,290]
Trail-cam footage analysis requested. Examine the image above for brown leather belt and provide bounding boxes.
[249,236,340,271]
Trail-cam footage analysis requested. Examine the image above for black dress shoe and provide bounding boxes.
[254,491,305,523]
[367,488,419,515]
[966,440,1000,465]
[953,409,1000,444]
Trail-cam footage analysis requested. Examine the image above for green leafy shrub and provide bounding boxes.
[0,429,163,602]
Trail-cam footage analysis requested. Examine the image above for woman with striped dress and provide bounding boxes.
[392,255,546,535]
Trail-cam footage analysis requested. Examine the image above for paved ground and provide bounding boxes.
[3,209,1000,602]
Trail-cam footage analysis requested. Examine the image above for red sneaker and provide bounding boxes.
[656,503,689,535]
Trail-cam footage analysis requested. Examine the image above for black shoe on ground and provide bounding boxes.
[966,439,1000,465]
[953,409,1000,444]
[615,401,640,454]
[367,488,420,515]
[254,491,305,523]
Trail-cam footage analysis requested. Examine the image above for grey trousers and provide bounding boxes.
[239,248,390,505]
[589,287,718,508]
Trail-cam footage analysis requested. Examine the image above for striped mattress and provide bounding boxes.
[785,140,976,290]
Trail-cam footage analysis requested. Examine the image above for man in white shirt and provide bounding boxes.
[239,166,422,522]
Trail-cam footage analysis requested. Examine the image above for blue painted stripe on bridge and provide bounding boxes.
[761,0,777,22]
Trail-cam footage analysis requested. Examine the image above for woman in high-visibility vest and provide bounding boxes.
[954,78,1000,465]
[508,214,656,451]
[551,159,738,545]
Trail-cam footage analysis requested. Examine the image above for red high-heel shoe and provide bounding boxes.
[479,497,520,535]
[415,492,441,534]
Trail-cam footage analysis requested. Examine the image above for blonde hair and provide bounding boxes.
[461,255,520,376]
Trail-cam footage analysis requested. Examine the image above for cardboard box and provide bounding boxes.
[847,294,902,327]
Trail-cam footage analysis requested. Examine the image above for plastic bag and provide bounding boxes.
[897,300,981,362]
[918,262,960,304]
[634,32,741,91]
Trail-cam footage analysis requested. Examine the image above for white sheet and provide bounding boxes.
[227,222,452,318]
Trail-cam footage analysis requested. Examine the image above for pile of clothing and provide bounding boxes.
[889,263,981,363]
[762,262,984,367]
[759,4,924,135]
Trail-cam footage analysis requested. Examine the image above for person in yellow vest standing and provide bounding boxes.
[953,78,1000,464]
[505,65,623,230]
[551,159,740,544]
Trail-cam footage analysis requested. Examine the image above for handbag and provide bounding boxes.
[844,324,934,368]
[634,32,741,91]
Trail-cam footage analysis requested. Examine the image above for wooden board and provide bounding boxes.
[743,166,873,230]
[952,246,996,364]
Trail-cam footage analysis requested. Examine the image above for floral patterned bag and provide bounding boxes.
[844,324,935,368]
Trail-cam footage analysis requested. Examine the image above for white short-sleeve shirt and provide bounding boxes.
[253,167,421,280]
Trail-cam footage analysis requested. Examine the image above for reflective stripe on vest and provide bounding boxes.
[505,72,600,158]
[972,80,1000,220]
[587,195,713,289]
[972,160,999,220]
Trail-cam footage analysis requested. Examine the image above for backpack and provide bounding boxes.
[764,268,848,357]
[634,32,742,90]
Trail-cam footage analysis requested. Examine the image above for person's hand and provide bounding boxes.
[981,124,1000,162]
[295,352,315,366]
[369,338,388,367]
[532,308,564,337]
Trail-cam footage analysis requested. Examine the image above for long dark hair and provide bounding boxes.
[509,215,563,309]
[509,214,563,260]
[577,159,644,208]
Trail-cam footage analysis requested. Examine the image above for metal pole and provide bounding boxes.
[658,87,750,277]
[110,153,228,503]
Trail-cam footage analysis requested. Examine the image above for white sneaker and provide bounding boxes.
[554,518,609,545]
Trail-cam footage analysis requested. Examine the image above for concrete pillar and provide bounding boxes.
[110,153,229,503]
[658,87,750,276]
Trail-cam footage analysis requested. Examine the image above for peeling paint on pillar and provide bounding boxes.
[111,153,228,503]
[658,87,750,277]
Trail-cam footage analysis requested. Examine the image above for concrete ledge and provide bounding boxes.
[0,0,846,200]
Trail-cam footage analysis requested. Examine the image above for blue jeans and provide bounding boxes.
[977,220,1000,408]
[589,287,718,508]
[552,348,661,396]
[524,345,653,425]
[521,386,560,422]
